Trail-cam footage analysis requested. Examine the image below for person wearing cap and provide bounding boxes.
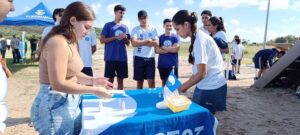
[253,48,284,79]
[155,18,180,86]
[100,4,130,90]
[199,10,212,35]
[131,10,159,89]
[41,8,65,39]
[0,0,14,134]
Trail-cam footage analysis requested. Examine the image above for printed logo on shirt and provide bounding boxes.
[138,34,143,40]
[115,29,124,40]
[148,33,153,39]
[137,47,142,53]
[163,40,172,47]
[85,37,90,41]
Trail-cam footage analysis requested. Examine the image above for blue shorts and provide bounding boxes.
[104,61,128,79]
[158,67,178,80]
[192,84,227,114]
[133,56,155,81]
[253,57,268,69]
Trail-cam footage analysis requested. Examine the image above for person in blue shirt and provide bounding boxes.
[155,18,180,86]
[100,4,130,90]
[253,48,284,79]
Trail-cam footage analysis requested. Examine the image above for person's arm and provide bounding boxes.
[161,44,180,53]
[155,47,168,54]
[178,64,207,92]
[92,45,96,54]
[131,37,150,47]
[268,51,277,67]
[46,36,111,98]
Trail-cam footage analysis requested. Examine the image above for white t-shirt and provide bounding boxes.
[79,31,97,67]
[192,31,226,90]
[41,21,59,39]
[131,26,158,58]
[231,42,243,60]
[199,26,210,35]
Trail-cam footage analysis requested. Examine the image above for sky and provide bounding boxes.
[7,0,300,43]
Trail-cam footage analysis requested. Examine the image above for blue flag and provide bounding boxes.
[165,69,182,92]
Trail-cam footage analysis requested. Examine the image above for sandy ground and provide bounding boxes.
[3,46,300,135]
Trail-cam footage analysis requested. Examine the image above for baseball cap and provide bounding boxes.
[138,10,148,19]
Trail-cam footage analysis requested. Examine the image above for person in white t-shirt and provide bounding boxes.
[207,16,229,60]
[131,10,159,89]
[199,10,212,35]
[41,8,64,39]
[79,31,97,76]
[231,35,243,74]
[0,0,14,134]
[173,10,227,114]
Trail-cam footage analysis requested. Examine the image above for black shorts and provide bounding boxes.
[81,67,93,77]
[158,67,178,80]
[104,61,128,79]
[231,59,241,66]
[133,56,155,81]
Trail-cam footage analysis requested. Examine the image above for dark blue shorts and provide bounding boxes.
[253,57,268,69]
[81,67,93,77]
[133,56,155,81]
[192,84,227,114]
[158,67,178,80]
[104,61,128,79]
[231,59,241,66]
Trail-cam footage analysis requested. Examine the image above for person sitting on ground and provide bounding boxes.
[253,48,284,79]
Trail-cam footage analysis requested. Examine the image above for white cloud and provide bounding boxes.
[107,3,120,16]
[90,2,101,15]
[162,7,178,19]
[291,0,300,10]
[199,0,257,9]
[123,19,134,30]
[184,0,195,5]
[167,0,174,5]
[230,19,240,25]
[199,0,289,10]
[258,0,289,11]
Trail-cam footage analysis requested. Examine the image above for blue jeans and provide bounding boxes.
[31,84,81,135]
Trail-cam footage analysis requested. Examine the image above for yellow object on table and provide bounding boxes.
[166,95,192,113]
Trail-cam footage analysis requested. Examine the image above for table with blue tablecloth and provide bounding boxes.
[80,88,217,135]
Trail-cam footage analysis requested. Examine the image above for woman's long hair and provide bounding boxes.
[172,10,198,64]
[37,1,95,60]
[209,16,226,33]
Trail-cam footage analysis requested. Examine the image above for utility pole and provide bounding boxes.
[263,0,271,49]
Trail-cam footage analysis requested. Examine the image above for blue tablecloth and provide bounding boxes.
[80,88,217,135]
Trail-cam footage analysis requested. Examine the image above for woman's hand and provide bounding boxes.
[178,86,188,93]
[93,77,113,89]
[93,86,113,99]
